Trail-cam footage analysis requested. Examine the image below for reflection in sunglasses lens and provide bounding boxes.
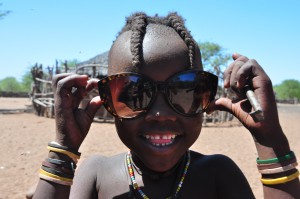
[112,76,153,117]
[98,70,217,118]
[169,73,211,115]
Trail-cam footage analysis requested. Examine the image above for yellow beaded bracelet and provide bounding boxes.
[261,170,299,185]
[39,168,73,185]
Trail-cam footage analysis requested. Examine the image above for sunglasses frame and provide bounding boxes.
[98,69,218,119]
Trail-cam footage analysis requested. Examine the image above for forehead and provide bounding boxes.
[108,24,201,80]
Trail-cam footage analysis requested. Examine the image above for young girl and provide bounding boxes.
[32,12,300,198]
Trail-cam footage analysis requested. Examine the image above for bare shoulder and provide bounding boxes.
[190,150,240,169]
[75,152,127,180]
[77,153,126,169]
[188,150,241,181]
[70,153,128,199]
[185,151,255,199]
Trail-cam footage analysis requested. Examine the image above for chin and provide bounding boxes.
[130,136,191,172]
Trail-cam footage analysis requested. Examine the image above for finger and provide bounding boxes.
[224,53,249,88]
[71,86,88,108]
[56,74,89,92]
[56,74,88,99]
[52,73,74,93]
[228,55,250,97]
[224,62,234,88]
[235,59,269,90]
[229,60,244,89]
[84,96,104,121]
[86,78,100,92]
[206,97,233,114]
[232,53,249,62]
[54,74,89,110]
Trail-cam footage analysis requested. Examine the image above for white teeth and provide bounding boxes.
[150,139,174,147]
[143,134,179,147]
[144,134,178,140]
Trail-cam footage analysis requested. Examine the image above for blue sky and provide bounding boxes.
[0,0,299,85]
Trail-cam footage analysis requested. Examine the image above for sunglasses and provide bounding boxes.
[98,69,218,119]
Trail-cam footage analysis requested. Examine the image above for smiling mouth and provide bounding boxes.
[142,134,181,147]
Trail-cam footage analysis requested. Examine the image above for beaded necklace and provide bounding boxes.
[126,151,191,199]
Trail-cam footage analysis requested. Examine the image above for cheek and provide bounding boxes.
[114,118,140,149]
[184,115,203,144]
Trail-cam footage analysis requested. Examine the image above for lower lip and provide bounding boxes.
[141,135,182,148]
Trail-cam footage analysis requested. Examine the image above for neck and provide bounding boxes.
[130,151,188,180]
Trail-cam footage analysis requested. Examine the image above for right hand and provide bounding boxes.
[52,73,103,150]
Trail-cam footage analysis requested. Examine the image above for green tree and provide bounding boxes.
[274,79,300,100]
[21,71,33,92]
[198,41,231,81]
[0,3,11,20]
[0,77,22,92]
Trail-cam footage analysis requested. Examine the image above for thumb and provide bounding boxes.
[232,52,242,61]
[85,96,104,119]
[206,97,233,114]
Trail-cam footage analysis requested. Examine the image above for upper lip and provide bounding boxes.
[139,125,183,137]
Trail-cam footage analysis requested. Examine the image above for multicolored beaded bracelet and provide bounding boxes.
[258,162,298,174]
[257,157,297,170]
[46,158,76,172]
[257,151,295,164]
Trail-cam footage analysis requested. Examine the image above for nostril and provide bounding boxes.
[144,98,177,122]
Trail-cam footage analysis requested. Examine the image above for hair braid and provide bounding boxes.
[117,12,196,69]
[128,12,148,67]
[167,13,195,68]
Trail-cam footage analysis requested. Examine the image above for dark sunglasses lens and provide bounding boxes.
[169,72,215,115]
[101,75,154,118]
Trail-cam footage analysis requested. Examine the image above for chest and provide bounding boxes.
[96,160,217,199]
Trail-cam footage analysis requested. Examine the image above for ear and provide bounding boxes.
[194,44,203,69]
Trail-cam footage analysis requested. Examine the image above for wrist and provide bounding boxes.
[253,130,291,160]
[54,137,81,151]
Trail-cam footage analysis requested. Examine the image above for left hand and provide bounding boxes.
[207,53,282,140]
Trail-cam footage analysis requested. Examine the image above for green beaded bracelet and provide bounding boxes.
[257,151,295,164]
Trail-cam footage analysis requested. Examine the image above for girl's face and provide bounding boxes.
[108,24,203,172]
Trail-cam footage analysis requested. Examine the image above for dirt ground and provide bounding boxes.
[0,97,299,199]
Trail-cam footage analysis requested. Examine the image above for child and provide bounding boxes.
[32,12,300,198]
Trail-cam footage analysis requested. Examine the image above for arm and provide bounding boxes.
[214,155,256,199]
[33,74,102,199]
[207,53,300,199]
[70,156,102,199]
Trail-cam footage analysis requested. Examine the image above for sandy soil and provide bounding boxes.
[0,97,299,199]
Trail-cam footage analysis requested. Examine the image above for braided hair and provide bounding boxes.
[118,12,197,68]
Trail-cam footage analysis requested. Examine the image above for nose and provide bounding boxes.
[145,92,177,122]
